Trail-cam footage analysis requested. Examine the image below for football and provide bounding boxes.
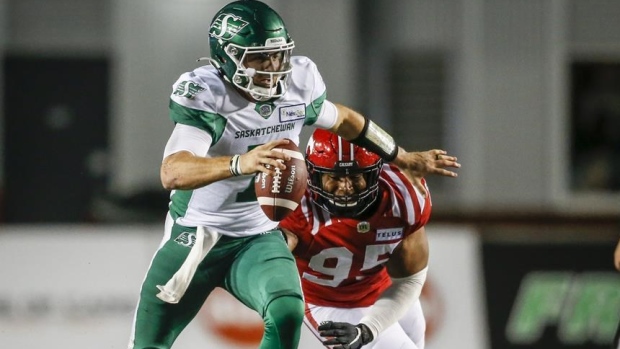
[254,139,308,221]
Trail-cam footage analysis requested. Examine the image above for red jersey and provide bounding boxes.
[280,164,432,308]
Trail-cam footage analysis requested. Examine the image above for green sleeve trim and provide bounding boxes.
[304,91,327,126]
[169,189,193,220]
[169,99,228,145]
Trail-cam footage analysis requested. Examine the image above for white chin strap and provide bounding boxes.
[329,198,359,208]
[250,85,279,101]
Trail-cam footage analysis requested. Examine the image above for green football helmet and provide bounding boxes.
[207,0,295,101]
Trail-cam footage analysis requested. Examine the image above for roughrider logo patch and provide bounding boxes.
[173,81,206,99]
[174,231,197,248]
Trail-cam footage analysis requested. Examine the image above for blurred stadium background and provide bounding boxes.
[0,1,618,348]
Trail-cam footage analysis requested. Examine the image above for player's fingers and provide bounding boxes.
[264,138,291,150]
[431,149,447,158]
[257,163,278,176]
[268,149,291,162]
[321,337,346,345]
[262,158,286,171]
[434,153,460,166]
[252,139,291,155]
[318,328,337,336]
[431,168,458,178]
[436,155,458,163]
[253,149,291,164]
[317,322,334,331]
[320,338,335,345]
[318,330,345,338]
[437,160,461,170]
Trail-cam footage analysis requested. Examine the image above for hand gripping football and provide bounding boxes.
[254,139,308,221]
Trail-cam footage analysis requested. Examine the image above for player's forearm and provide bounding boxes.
[161,151,233,190]
[329,104,366,140]
[359,267,428,339]
[331,104,399,162]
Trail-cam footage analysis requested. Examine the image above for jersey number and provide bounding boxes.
[302,243,399,287]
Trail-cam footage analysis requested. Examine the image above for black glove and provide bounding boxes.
[318,321,374,349]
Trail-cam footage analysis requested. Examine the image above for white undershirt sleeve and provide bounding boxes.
[163,124,213,159]
[359,266,428,339]
[312,99,338,130]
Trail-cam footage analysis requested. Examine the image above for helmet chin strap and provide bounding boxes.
[250,85,278,101]
[329,198,359,207]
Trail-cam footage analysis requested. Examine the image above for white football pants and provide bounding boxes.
[303,300,425,349]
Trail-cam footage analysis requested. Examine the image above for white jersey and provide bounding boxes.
[164,56,337,237]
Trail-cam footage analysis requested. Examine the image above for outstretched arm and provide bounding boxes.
[329,103,460,195]
[359,227,429,338]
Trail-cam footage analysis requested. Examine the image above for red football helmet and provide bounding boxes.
[305,129,383,217]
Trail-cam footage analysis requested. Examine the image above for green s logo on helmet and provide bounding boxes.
[209,14,249,41]
[207,0,295,102]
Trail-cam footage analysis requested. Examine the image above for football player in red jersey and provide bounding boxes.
[280,129,433,349]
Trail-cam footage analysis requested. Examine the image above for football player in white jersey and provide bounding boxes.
[281,129,432,349]
[128,1,459,349]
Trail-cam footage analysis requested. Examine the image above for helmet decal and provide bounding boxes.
[209,13,249,41]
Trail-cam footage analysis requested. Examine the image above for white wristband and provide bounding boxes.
[360,266,428,339]
[229,154,242,176]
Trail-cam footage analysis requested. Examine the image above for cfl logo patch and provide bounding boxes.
[376,228,403,241]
